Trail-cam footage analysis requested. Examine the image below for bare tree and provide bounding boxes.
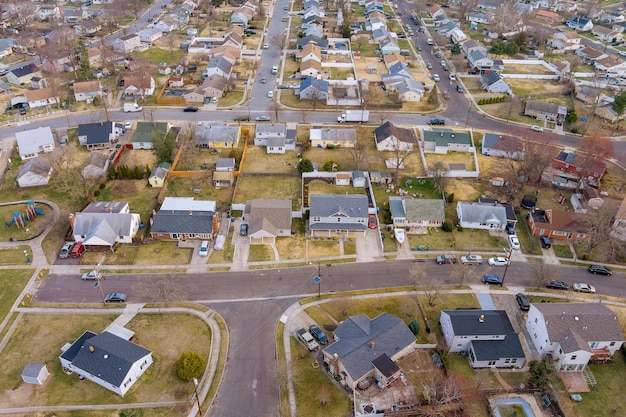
[345,142,368,171]
[7,0,38,33]
[452,262,475,286]
[270,33,287,50]
[586,205,626,262]
[533,261,556,289]
[134,276,188,307]
[270,99,281,121]
[432,161,449,194]
[391,139,415,183]
[511,128,560,185]
[410,264,425,290]
[575,133,614,188]
[424,286,439,307]
[175,121,199,170]
[41,143,86,194]
[318,385,330,407]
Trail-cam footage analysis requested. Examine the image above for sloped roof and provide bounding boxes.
[83,201,128,214]
[403,198,445,222]
[374,122,417,145]
[309,194,368,218]
[422,129,471,147]
[84,152,109,170]
[134,122,169,144]
[323,313,415,383]
[246,199,292,236]
[194,123,239,146]
[151,197,216,234]
[10,63,40,78]
[74,213,136,245]
[482,133,523,154]
[74,80,102,94]
[16,126,54,157]
[25,87,57,102]
[457,201,507,225]
[78,122,114,145]
[17,158,51,180]
[472,334,525,361]
[481,71,504,87]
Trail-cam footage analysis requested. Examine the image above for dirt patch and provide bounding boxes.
[118,149,157,167]
[276,235,306,260]
[307,239,341,258]
[354,56,387,81]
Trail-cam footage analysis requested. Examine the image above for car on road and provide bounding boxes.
[546,280,569,290]
[449,74,456,81]
[436,255,456,264]
[255,116,270,121]
[309,325,328,345]
[619,50,626,57]
[515,293,530,311]
[440,60,446,66]
[433,74,440,82]
[508,235,520,250]
[427,62,433,69]
[105,292,127,303]
[417,45,422,51]
[428,118,445,125]
[483,275,503,285]
[263,43,269,49]
[573,283,595,293]
[461,255,483,265]
[124,121,133,129]
[487,256,509,266]
[296,328,319,351]
[260,76,267,84]
[81,270,102,280]
[267,91,274,98]
[456,85,463,93]
[368,214,377,229]
[530,125,543,132]
[588,264,612,276]
[183,106,198,112]
[234,115,250,121]
[59,242,74,258]
[240,223,248,236]
[282,16,287,22]
[199,240,209,257]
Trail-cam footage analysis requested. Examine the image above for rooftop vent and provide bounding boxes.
[479,315,485,323]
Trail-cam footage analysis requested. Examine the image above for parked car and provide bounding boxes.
[483,275,503,285]
[456,85,463,93]
[124,121,133,129]
[211,96,218,104]
[433,74,440,82]
[573,283,595,293]
[530,125,544,132]
[255,116,270,121]
[434,254,456,265]
[368,214,377,229]
[487,256,508,266]
[448,74,456,81]
[505,224,515,235]
[240,223,249,236]
[183,106,198,112]
[546,280,569,290]
[515,293,530,311]
[461,255,483,265]
[539,235,551,248]
[309,325,328,345]
[59,242,74,258]
[199,240,209,257]
[70,242,85,258]
[508,235,520,250]
[588,264,612,276]
[105,292,127,303]
[267,91,274,98]
[296,328,319,351]
[81,270,102,280]
[260,77,267,84]
[234,115,250,121]
[428,118,445,125]
[427,62,433,69]
[263,42,269,49]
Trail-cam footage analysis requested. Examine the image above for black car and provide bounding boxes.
[428,118,445,125]
[515,293,530,311]
[309,325,328,345]
[183,106,198,112]
[234,115,250,121]
[546,280,568,290]
[105,293,127,303]
[244,29,256,35]
[505,224,515,235]
[588,264,612,276]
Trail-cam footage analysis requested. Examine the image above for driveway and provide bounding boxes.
[355,229,383,262]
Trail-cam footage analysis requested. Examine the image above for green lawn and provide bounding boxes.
[0,269,33,320]
[234,176,302,209]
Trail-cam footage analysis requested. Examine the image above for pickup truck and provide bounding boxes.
[460,255,483,265]
[296,328,320,351]
[435,255,456,264]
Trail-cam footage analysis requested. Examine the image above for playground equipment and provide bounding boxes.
[26,201,44,220]
[6,212,26,228]
[5,202,44,229]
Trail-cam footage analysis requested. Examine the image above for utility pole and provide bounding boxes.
[500,250,512,287]
[192,378,203,416]
[311,261,331,298]
[95,263,106,303]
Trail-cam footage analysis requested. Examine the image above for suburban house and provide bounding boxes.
[308,194,369,237]
[113,34,141,53]
[309,127,357,148]
[70,201,141,249]
[0,38,14,58]
[525,303,624,371]
[576,47,608,64]
[6,63,42,85]
[482,133,524,159]
[74,80,103,102]
[460,39,488,57]
[422,129,473,154]
[82,153,110,179]
[550,31,582,51]
[527,209,590,241]
[374,122,417,152]
[322,313,416,389]
[150,197,219,241]
[138,27,163,44]
[299,76,329,100]
[296,43,322,62]
[477,198,517,225]
[300,59,323,77]
[456,201,507,230]
[59,328,153,397]
[593,55,626,77]
[78,122,121,150]
[566,17,593,32]
[213,158,235,188]
[267,129,296,154]
[122,75,156,97]
[575,86,603,105]
[480,72,510,94]
[242,199,292,244]
[591,25,622,42]
[468,51,503,73]
[16,127,55,160]
[24,87,59,109]
[75,19,102,36]
[389,197,445,230]
[254,123,286,146]
[194,123,241,149]
[552,151,607,186]
[132,122,172,150]
[611,194,626,241]
[524,100,567,125]
[148,162,171,188]
[16,158,53,188]
[440,310,525,369]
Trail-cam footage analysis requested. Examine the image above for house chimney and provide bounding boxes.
[68,213,75,229]
[370,341,375,349]
[479,315,485,323]
[89,346,95,353]
[189,209,192,215]
[108,207,112,213]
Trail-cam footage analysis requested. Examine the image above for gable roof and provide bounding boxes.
[11,63,40,78]
[323,313,415,383]
[73,213,136,244]
[457,201,507,225]
[299,76,328,93]
[78,122,114,145]
[481,71,504,87]
[60,330,151,388]
[25,87,57,102]
[403,198,445,221]
[134,122,169,144]
[84,152,109,170]
[216,158,235,170]
[309,194,368,218]
[194,123,240,146]
[532,303,624,353]
[482,133,523,154]
[15,127,55,156]
[374,122,417,145]
[74,80,101,94]
[151,197,216,234]
[17,158,51,180]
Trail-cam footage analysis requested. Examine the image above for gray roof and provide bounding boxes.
[73,213,136,245]
[151,199,215,234]
[309,194,369,218]
[194,124,239,146]
[422,129,471,147]
[323,313,415,383]
[482,71,503,87]
[472,334,525,361]
[457,201,507,225]
[60,330,151,388]
[216,158,235,170]
[246,199,292,236]
[389,196,405,219]
[443,310,515,336]
[10,63,39,78]
[374,122,417,145]
[482,133,523,154]
[255,123,286,138]
[78,122,114,145]
[22,362,46,379]
[17,158,51,180]
[533,303,624,354]
[149,166,168,180]
[84,153,109,170]
[404,198,445,222]
[82,201,128,214]
[525,100,567,116]
[15,127,54,157]
[477,198,516,223]
[134,122,169,144]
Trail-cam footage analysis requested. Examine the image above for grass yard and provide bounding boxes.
[552,244,573,258]
[0,203,50,243]
[234,176,301,209]
[308,181,366,195]
[506,79,565,96]
[445,354,501,389]
[242,146,300,174]
[276,234,306,260]
[424,151,476,172]
[208,233,235,264]
[104,241,192,266]
[308,239,341,259]
[408,228,455,251]
[166,177,234,209]
[97,180,161,229]
[0,269,33,319]
[248,244,275,262]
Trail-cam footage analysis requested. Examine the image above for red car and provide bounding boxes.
[70,242,85,257]
[368,214,377,229]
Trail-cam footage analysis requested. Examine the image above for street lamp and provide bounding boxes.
[192,377,203,416]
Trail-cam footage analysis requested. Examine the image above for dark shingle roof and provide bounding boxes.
[443,310,514,336]
[78,122,114,145]
[472,334,525,361]
[374,121,417,145]
[151,210,215,234]
[309,194,368,217]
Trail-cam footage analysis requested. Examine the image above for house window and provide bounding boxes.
[337,218,341,222]
[559,348,562,354]
[457,344,462,347]
[552,231,567,236]
[511,359,517,363]
[488,361,496,366]
[571,355,577,360]
[610,342,616,347]
[534,318,538,324]
[591,342,598,348]
[534,333,537,339]
[313,217,320,222]
[504,359,511,364]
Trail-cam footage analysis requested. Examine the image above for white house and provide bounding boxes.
[374,122,417,152]
[440,310,525,369]
[137,27,162,44]
[525,303,624,372]
[308,194,369,237]
[389,197,445,230]
[550,31,582,51]
[456,201,507,230]
[74,80,103,102]
[15,127,55,160]
[482,133,524,160]
[70,201,141,249]
[24,87,59,109]
[421,129,472,154]
[59,329,153,397]
[113,34,141,53]
[480,72,510,94]
[16,158,53,188]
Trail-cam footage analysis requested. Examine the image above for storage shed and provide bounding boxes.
[21,363,49,385]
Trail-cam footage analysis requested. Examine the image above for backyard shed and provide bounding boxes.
[21,363,49,385]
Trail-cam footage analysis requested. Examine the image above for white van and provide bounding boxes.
[199,241,209,256]
[427,38,433,45]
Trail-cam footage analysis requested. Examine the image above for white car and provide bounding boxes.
[433,74,440,82]
[619,51,626,57]
[124,122,132,129]
[211,96,218,104]
[81,270,103,280]
[573,283,596,293]
[488,257,509,266]
[263,43,269,49]
[199,240,209,257]
[508,235,520,250]
[449,74,456,81]
[530,125,543,132]
[268,91,274,98]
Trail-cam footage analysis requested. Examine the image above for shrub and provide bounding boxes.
[176,351,206,381]
[99,183,106,190]
[442,220,453,232]
[447,193,454,203]
[94,190,100,197]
